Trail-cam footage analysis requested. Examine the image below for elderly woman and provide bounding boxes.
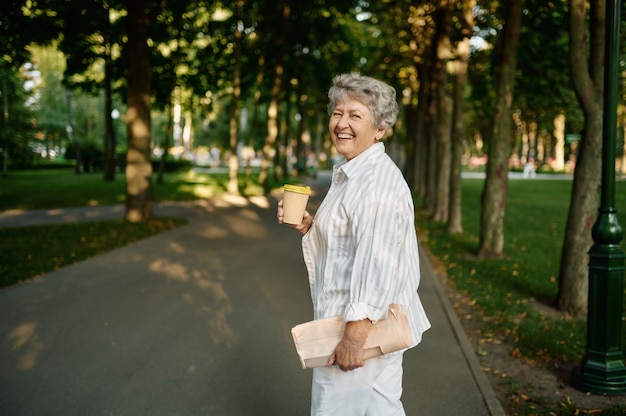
[279,73,430,416]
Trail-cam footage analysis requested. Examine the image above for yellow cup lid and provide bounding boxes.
[283,184,311,195]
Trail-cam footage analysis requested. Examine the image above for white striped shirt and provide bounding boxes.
[302,142,431,348]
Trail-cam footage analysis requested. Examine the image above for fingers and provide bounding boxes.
[294,212,313,234]
[277,200,284,223]
[326,353,335,367]
[278,201,313,235]
[330,343,365,372]
[326,352,352,372]
[338,361,362,372]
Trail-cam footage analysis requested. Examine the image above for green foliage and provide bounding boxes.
[54,0,124,93]
[150,158,193,172]
[8,160,75,171]
[63,140,105,172]
[516,0,583,133]
[0,218,187,289]
[28,43,68,141]
[0,0,60,66]
[0,62,37,167]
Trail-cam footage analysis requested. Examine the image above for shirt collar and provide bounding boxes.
[337,142,385,179]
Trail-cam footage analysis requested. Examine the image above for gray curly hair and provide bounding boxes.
[327,73,399,129]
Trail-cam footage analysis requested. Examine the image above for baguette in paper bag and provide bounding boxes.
[291,304,411,369]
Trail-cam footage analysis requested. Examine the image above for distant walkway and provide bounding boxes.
[462,171,574,180]
[0,197,270,229]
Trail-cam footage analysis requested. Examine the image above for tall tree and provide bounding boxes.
[227,0,244,195]
[29,45,68,160]
[514,0,581,171]
[65,89,81,174]
[432,0,454,223]
[56,0,123,181]
[0,63,36,174]
[556,0,605,316]
[101,2,118,181]
[447,0,475,234]
[150,0,200,184]
[1,0,57,175]
[477,0,523,258]
[124,0,154,221]
[258,2,290,192]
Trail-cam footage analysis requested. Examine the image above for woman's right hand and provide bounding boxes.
[277,199,313,235]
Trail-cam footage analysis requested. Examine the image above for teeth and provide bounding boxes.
[337,134,352,139]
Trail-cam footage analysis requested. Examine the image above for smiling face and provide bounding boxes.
[329,96,386,161]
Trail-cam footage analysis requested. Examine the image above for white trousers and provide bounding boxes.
[311,354,406,416]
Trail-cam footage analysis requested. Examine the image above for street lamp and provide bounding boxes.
[571,0,626,395]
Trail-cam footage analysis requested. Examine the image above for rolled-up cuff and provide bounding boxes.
[343,302,387,324]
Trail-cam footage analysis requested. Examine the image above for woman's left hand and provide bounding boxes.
[326,319,373,372]
[277,199,314,235]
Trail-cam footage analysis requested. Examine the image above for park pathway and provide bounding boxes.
[0,171,504,415]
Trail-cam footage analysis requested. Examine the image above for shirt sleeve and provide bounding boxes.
[343,184,412,324]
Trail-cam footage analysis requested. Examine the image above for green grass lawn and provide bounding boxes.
[417,178,626,415]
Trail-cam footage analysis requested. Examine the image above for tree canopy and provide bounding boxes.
[1,0,625,313]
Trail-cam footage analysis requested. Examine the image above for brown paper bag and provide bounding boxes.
[291,304,411,369]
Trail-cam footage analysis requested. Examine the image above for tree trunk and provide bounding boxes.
[158,31,182,186]
[556,0,605,317]
[432,2,453,223]
[296,84,311,177]
[413,65,429,200]
[405,99,418,190]
[65,89,81,175]
[281,78,292,178]
[157,101,174,185]
[448,0,474,234]
[103,38,116,181]
[103,3,115,182]
[477,0,523,258]
[553,114,565,171]
[424,90,438,214]
[527,121,537,163]
[124,0,153,222]
[228,0,243,195]
[246,54,265,184]
[621,121,626,176]
[536,126,545,164]
[259,3,290,193]
[2,76,7,178]
[422,61,438,214]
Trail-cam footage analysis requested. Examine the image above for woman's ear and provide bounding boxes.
[375,127,387,141]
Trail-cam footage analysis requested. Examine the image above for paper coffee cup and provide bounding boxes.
[283,184,311,224]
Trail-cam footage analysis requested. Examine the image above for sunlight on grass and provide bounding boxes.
[0,169,275,211]
[189,184,220,199]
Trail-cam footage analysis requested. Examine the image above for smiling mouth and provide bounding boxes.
[336,133,353,140]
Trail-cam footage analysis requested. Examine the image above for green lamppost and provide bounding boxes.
[571,0,626,395]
